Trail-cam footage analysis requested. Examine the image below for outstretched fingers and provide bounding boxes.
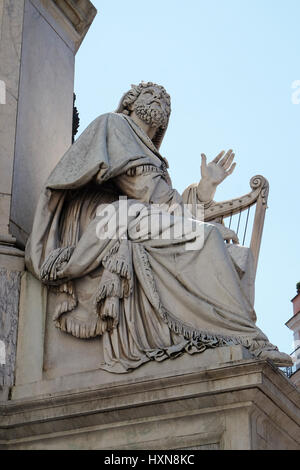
[213,150,225,163]
[220,149,233,167]
[226,161,236,176]
[201,153,207,174]
[223,151,235,170]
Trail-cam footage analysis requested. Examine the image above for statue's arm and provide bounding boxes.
[114,166,183,210]
[183,150,236,205]
[182,150,239,244]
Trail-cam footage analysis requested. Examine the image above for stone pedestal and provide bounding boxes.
[0,0,96,394]
[1,353,299,450]
[3,272,299,449]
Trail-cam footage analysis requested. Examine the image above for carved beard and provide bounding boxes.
[134,102,169,129]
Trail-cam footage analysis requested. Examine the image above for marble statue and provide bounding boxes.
[25,82,292,372]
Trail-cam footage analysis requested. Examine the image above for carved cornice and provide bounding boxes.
[286,310,300,330]
[53,0,97,35]
[39,0,97,52]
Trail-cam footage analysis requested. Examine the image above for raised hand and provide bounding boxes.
[197,150,236,202]
[201,149,236,185]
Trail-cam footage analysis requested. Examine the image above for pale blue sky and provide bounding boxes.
[74,0,300,355]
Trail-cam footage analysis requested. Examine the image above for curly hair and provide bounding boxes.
[121,81,171,117]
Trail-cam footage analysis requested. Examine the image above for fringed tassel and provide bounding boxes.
[103,257,132,279]
[56,314,107,338]
[51,280,78,321]
[160,305,239,347]
[96,281,120,301]
[102,239,133,280]
[94,239,134,329]
[101,241,121,265]
[95,269,122,302]
[53,297,77,321]
[52,280,76,298]
[40,245,75,282]
[96,275,133,301]
[99,297,120,330]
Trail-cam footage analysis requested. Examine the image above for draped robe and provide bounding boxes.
[25,112,278,373]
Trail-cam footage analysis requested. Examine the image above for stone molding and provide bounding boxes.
[38,0,97,51]
[1,359,299,450]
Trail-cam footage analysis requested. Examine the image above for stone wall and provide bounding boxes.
[0,0,96,398]
[10,0,75,245]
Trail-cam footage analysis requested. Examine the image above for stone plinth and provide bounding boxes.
[1,356,299,450]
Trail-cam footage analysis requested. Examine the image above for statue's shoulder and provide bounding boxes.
[79,113,128,138]
[86,112,123,126]
[107,112,130,128]
[94,112,125,123]
[91,112,129,130]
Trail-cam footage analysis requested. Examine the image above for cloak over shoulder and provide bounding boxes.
[25,112,168,277]
[46,112,168,190]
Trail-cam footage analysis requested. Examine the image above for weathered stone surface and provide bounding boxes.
[0,0,25,236]
[38,0,97,51]
[10,0,75,245]
[0,268,21,387]
[0,0,96,246]
[12,344,253,399]
[14,272,47,387]
[0,244,24,271]
[1,359,299,450]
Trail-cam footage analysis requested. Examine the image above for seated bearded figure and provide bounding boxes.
[25,81,292,372]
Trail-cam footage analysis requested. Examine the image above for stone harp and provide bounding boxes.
[204,175,269,275]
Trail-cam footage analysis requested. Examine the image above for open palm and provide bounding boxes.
[201,149,236,186]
